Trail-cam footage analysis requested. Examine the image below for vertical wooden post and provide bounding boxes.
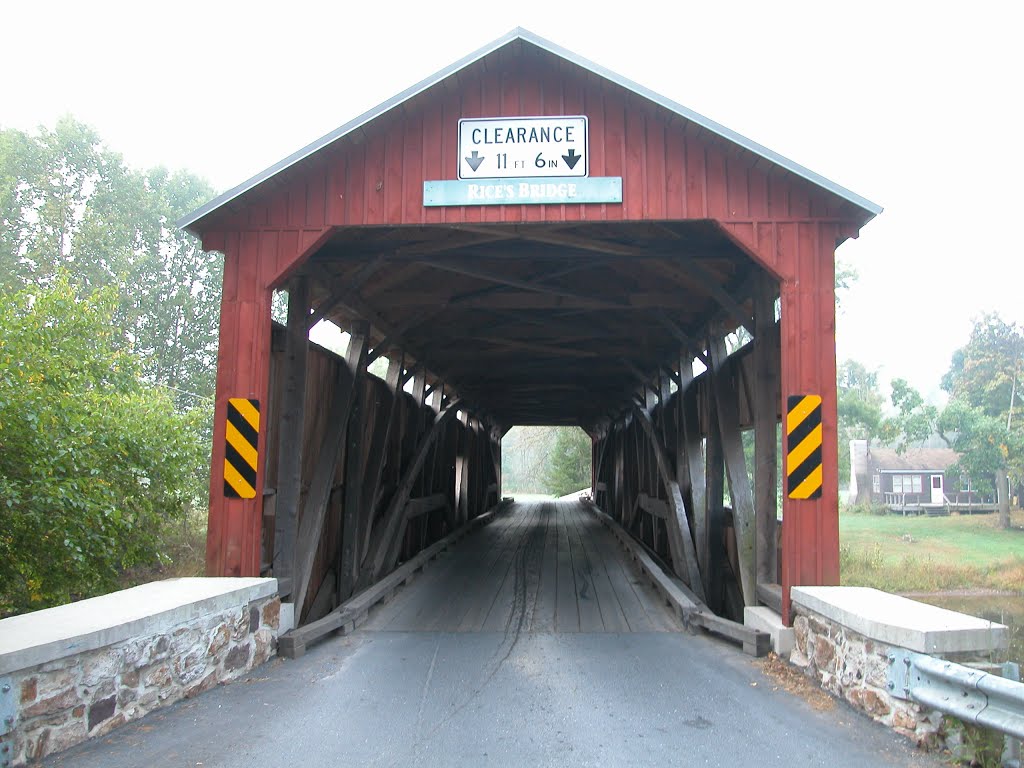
[206,240,274,578]
[705,384,726,614]
[779,223,841,623]
[337,321,369,602]
[455,409,470,525]
[680,362,708,591]
[753,277,779,588]
[273,277,309,591]
[356,353,405,576]
[709,337,756,607]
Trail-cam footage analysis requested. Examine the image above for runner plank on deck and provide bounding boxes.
[362,501,684,633]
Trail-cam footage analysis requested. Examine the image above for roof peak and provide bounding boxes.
[180,27,881,234]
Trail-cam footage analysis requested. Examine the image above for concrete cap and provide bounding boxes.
[791,586,1009,655]
[0,577,277,675]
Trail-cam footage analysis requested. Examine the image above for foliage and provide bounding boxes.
[834,259,857,309]
[879,378,940,452]
[837,359,884,482]
[543,428,592,498]
[872,315,1024,528]
[0,117,221,408]
[502,426,559,493]
[0,279,208,615]
[942,313,1024,420]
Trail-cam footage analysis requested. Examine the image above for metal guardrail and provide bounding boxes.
[887,650,1022,765]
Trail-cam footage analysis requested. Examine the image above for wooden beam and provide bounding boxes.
[677,357,708,594]
[709,337,756,607]
[291,351,360,619]
[657,311,710,366]
[753,279,780,587]
[361,399,463,584]
[454,410,470,526]
[273,277,310,590]
[637,492,669,519]
[366,312,441,366]
[705,389,726,613]
[413,257,627,308]
[355,354,405,586]
[306,256,388,331]
[631,404,706,603]
[405,493,449,519]
[463,335,601,359]
[649,259,753,335]
[337,321,370,603]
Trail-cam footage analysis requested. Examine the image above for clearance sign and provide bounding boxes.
[457,116,588,179]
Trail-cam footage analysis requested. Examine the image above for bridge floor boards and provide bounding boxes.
[363,501,683,633]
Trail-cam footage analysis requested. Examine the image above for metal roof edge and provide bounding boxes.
[178,26,881,235]
[176,27,527,233]
[515,29,882,221]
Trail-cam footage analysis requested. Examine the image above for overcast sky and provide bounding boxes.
[4,1,1022,402]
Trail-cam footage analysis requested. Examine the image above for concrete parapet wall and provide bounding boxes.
[788,586,1009,750]
[0,578,279,766]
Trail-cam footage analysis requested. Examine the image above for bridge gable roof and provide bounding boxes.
[180,27,880,235]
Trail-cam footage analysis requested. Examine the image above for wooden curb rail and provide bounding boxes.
[279,500,512,658]
[586,502,770,657]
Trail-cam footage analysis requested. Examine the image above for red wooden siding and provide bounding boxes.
[199,43,861,615]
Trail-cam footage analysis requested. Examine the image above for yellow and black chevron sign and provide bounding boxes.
[224,398,260,499]
[786,394,823,500]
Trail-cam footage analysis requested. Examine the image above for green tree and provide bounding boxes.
[543,428,592,497]
[940,313,1023,528]
[880,315,1024,529]
[880,378,940,452]
[0,118,221,408]
[0,278,208,615]
[837,359,884,482]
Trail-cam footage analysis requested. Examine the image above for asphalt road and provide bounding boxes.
[45,504,945,767]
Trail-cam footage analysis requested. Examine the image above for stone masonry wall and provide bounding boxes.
[1,595,280,766]
[788,606,1000,753]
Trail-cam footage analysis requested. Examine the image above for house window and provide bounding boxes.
[892,475,922,494]
[872,474,880,493]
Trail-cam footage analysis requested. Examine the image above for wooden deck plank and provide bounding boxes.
[365,507,526,631]
[423,504,538,632]
[566,503,631,632]
[360,501,685,635]
[554,504,580,632]
[426,506,538,631]
[563,503,605,632]
[456,503,542,631]
[585,508,679,632]
[529,503,559,632]
[480,503,547,632]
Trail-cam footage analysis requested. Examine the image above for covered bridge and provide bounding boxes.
[180,28,880,633]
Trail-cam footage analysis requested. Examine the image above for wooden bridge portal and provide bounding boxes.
[180,29,880,630]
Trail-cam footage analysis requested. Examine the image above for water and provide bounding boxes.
[916,593,1024,667]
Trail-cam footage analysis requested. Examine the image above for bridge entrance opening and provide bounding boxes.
[180,29,879,646]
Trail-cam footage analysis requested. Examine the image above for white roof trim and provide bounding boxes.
[179,27,882,234]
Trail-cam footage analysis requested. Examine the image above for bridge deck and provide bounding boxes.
[365,501,682,634]
[47,502,944,767]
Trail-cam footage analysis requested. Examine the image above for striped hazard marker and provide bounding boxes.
[786,394,823,500]
[224,398,260,499]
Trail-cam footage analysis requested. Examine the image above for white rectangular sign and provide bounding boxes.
[458,116,588,180]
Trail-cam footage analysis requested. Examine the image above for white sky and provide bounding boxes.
[4,0,1022,402]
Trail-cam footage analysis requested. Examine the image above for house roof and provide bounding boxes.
[868,447,961,473]
[178,27,882,235]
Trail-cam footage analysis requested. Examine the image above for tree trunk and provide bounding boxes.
[996,468,1010,530]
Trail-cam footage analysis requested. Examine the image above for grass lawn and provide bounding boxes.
[839,508,1024,593]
